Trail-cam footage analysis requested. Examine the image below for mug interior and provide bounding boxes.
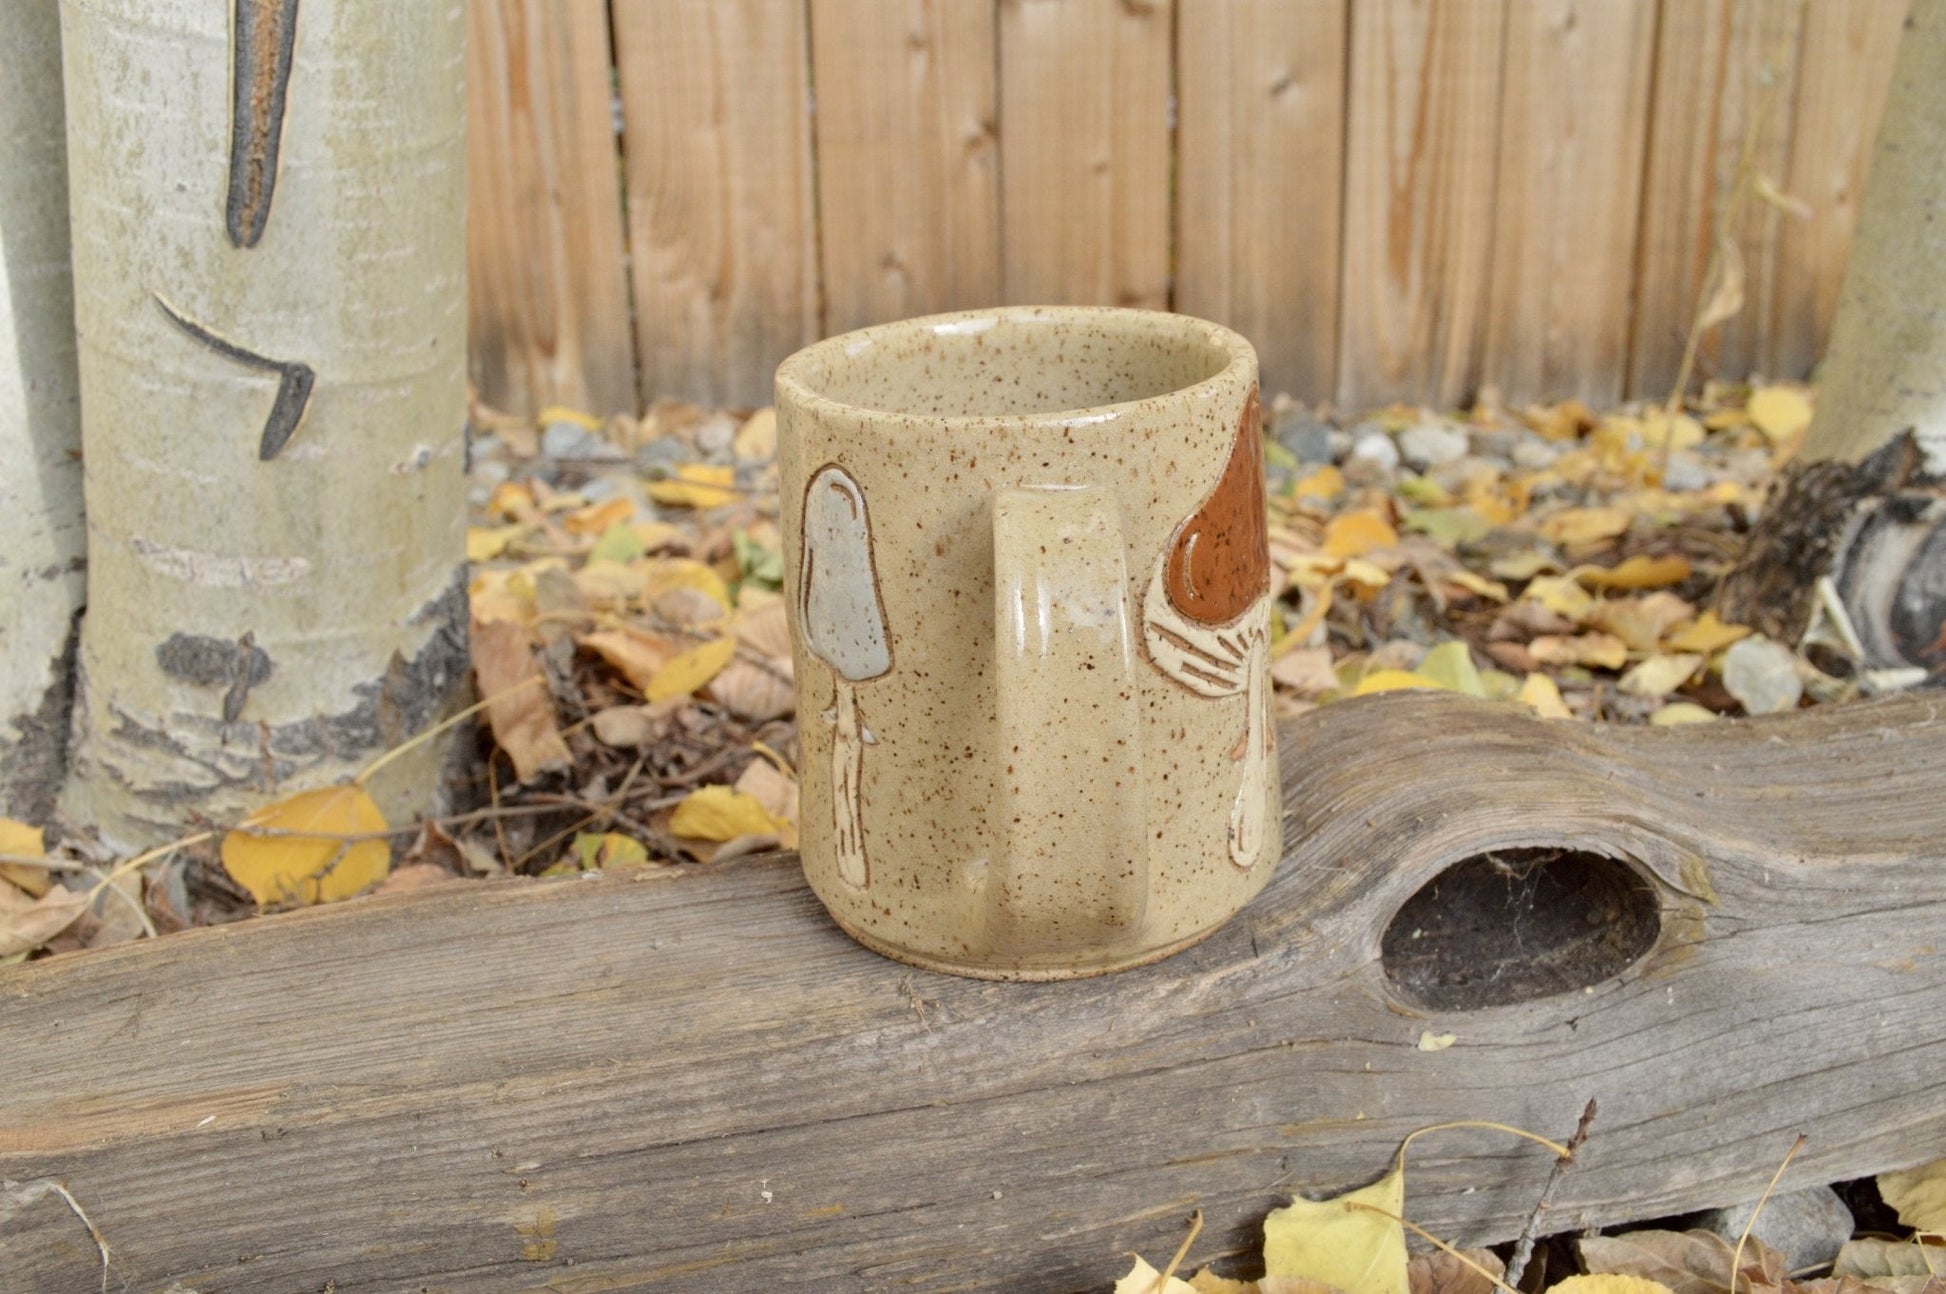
[780,309,1238,419]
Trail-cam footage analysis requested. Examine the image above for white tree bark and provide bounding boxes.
[0,0,87,821]
[57,0,470,847]
[1805,0,1946,471]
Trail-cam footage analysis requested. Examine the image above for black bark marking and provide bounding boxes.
[155,294,315,460]
[228,0,301,249]
[156,631,275,699]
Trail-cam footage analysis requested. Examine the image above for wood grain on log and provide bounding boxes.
[4,693,1944,1293]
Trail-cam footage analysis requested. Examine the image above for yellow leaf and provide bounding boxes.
[1353,670,1443,697]
[669,785,782,842]
[642,557,732,611]
[648,635,738,702]
[1548,1278,1678,1294]
[0,818,51,897]
[1664,610,1752,654]
[631,520,687,552]
[1415,642,1486,698]
[536,404,603,431]
[562,496,634,536]
[1116,1258,1199,1294]
[1587,592,1696,653]
[1324,510,1399,559]
[1442,570,1510,603]
[580,629,678,692]
[1417,1031,1456,1051]
[1879,1158,1946,1235]
[1650,701,1719,726]
[466,525,525,563]
[647,464,740,510]
[1263,1166,1407,1294]
[1529,633,1630,670]
[1189,1272,1262,1294]
[733,407,779,461]
[1538,506,1632,549]
[1635,412,1706,451]
[1517,673,1573,720]
[1294,465,1346,502]
[1618,654,1705,699]
[1523,575,1594,623]
[1747,387,1812,443]
[1577,556,1692,590]
[571,832,651,870]
[1339,558,1393,592]
[221,785,391,906]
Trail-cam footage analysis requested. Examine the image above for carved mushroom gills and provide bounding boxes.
[798,466,892,889]
[1151,389,1274,867]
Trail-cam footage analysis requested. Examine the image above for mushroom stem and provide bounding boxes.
[830,680,869,887]
[1229,631,1270,869]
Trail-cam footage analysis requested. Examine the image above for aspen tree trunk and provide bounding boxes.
[57,0,470,847]
[0,0,87,822]
[1719,0,1945,678]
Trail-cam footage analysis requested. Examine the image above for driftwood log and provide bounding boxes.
[3,692,1945,1293]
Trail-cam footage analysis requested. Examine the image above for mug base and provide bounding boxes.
[823,908,1234,981]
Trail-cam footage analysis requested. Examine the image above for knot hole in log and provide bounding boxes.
[1380,847,1662,1011]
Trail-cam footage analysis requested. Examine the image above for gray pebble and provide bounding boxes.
[694,413,740,458]
[1398,420,1471,470]
[1350,430,1401,473]
[1469,428,1522,459]
[1512,436,1563,470]
[1696,1185,1852,1274]
[1274,408,1336,465]
[540,420,622,462]
[1662,451,1711,493]
[634,437,693,475]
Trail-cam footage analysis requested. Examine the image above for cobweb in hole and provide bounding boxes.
[1381,847,1661,1011]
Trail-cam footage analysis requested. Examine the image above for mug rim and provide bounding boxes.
[774,305,1256,429]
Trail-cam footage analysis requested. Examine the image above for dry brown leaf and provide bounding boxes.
[1517,672,1574,719]
[0,817,52,897]
[589,702,680,750]
[1588,593,1696,653]
[374,863,456,895]
[1538,506,1633,549]
[1795,1277,1946,1294]
[0,885,90,958]
[1579,555,1693,590]
[710,603,796,722]
[1272,646,1339,698]
[1491,600,1577,642]
[1579,1229,1787,1294]
[1618,654,1705,698]
[1191,1271,1264,1294]
[1834,1239,1946,1280]
[1407,1248,1504,1294]
[472,618,570,782]
[1261,1280,1346,1294]
[1529,632,1630,670]
[579,627,679,693]
[734,758,800,849]
[1879,1159,1946,1236]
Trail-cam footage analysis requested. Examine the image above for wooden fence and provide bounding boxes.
[464,0,1907,418]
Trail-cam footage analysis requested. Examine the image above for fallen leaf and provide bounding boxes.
[1529,633,1629,670]
[649,635,738,703]
[1273,646,1339,698]
[1650,702,1719,726]
[0,818,51,897]
[1353,670,1444,697]
[562,496,634,536]
[467,524,525,562]
[1695,237,1746,332]
[1523,575,1596,623]
[1578,555,1693,590]
[652,586,730,629]
[221,785,392,906]
[1549,1278,1679,1294]
[1636,412,1707,451]
[734,759,800,849]
[1416,1031,1456,1051]
[1262,1166,1407,1294]
[1664,611,1752,655]
[589,704,675,749]
[669,786,782,842]
[1579,1229,1786,1294]
[580,628,679,693]
[572,832,650,870]
[588,521,646,565]
[1618,654,1705,699]
[1538,506,1633,549]
[1407,1249,1505,1294]
[473,618,571,781]
[0,885,88,958]
[536,403,602,431]
[373,863,456,895]
[1493,600,1576,641]
[642,557,733,611]
[647,464,740,509]
[1721,637,1803,715]
[1325,510,1400,558]
[1192,1272,1265,1294]
[1832,1239,1944,1279]
[1403,507,1492,548]
[710,603,796,722]
[1747,387,1813,443]
[1414,642,1486,698]
[733,407,779,461]
[1117,1258,1198,1294]
[1518,672,1574,719]
[1295,465,1346,502]
[1878,1160,1946,1236]
[1260,1280,1342,1294]
[1589,593,1696,653]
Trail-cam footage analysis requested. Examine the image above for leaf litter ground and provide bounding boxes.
[3,380,1942,1292]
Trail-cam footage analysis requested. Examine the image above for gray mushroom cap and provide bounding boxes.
[798,465,892,682]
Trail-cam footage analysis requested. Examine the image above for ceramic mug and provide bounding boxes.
[775,306,1279,979]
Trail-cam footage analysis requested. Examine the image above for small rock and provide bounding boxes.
[577,475,628,503]
[1696,1185,1852,1274]
[540,420,621,461]
[1662,450,1711,493]
[1328,428,1355,461]
[1274,407,1336,464]
[1511,436,1562,470]
[1469,427,1522,459]
[634,437,693,475]
[1350,429,1401,474]
[1398,420,1471,470]
[1722,637,1804,714]
[694,412,740,459]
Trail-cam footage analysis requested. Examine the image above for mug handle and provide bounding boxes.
[986,485,1149,954]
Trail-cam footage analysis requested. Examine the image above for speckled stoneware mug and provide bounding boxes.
[775,306,1279,979]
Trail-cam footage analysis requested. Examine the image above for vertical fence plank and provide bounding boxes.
[613,0,818,407]
[809,0,1001,334]
[998,0,1172,309]
[1627,0,1807,398]
[1176,0,1348,403]
[1482,0,1656,405]
[1337,0,1508,411]
[1763,0,1908,381]
[466,0,637,417]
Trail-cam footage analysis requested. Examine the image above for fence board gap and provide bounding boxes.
[1175,0,1348,405]
[612,0,820,409]
[809,0,1002,334]
[1482,0,1657,407]
[998,0,1172,310]
[1337,0,1509,412]
[465,0,637,418]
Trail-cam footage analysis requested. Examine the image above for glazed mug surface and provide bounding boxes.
[776,306,1279,979]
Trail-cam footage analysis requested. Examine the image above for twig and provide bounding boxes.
[1504,1098,1597,1289]
[1,1178,111,1293]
